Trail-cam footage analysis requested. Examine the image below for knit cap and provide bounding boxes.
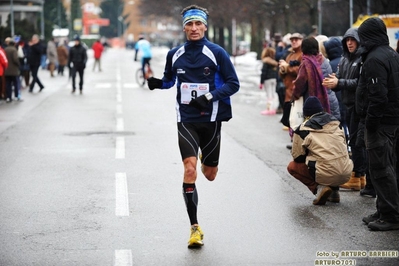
[303,96,323,117]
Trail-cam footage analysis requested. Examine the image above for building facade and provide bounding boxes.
[0,0,44,34]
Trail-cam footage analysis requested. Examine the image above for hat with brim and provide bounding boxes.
[290,33,303,40]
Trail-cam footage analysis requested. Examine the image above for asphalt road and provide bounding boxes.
[0,47,398,266]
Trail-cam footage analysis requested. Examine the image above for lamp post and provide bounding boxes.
[117,4,122,38]
[41,0,44,37]
[117,1,134,38]
[318,0,322,35]
[10,0,14,36]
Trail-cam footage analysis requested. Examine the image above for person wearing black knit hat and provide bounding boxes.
[303,96,324,118]
[287,96,353,205]
[68,35,87,94]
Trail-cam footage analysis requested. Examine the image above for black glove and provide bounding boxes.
[189,95,210,110]
[147,77,163,90]
[289,60,300,67]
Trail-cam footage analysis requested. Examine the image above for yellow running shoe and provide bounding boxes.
[188,225,204,248]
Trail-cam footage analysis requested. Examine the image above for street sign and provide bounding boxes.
[74,19,82,31]
[85,18,110,26]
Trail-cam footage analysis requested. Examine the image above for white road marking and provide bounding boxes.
[114,67,131,265]
[115,173,130,217]
[115,136,125,159]
[116,82,122,95]
[123,83,136,89]
[95,83,112,89]
[116,117,124,131]
[116,104,123,115]
[114,249,132,266]
[116,94,122,102]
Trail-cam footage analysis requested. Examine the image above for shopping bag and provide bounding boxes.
[289,97,304,130]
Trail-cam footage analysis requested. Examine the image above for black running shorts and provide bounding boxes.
[177,122,222,167]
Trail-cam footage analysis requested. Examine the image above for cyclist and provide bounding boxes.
[134,35,152,85]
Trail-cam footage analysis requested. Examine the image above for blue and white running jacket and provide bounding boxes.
[160,37,240,122]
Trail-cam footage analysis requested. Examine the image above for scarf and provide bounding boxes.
[293,54,330,113]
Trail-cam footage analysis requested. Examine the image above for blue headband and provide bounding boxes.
[182,9,207,27]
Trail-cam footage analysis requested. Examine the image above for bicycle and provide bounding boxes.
[136,63,153,87]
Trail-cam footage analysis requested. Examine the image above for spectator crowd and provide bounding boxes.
[0,34,106,102]
[259,18,399,231]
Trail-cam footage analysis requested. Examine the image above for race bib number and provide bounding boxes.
[180,83,210,104]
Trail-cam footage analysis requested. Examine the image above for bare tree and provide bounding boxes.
[138,0,399,55]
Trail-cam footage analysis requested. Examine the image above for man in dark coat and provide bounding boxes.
[323,28,375,197]
[68,35,87,94]
[28,34,45,92]
[357,17,399,231]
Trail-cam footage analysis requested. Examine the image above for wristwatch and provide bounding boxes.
[205,92,213,101]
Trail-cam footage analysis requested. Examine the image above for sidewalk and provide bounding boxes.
[0,50,96,133]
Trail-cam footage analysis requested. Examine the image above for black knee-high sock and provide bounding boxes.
[183,183,198,225]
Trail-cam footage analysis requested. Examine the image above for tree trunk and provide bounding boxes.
[218,26,225,49]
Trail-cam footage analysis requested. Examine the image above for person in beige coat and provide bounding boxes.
[46,38,58,77]
[56,41,68,76]
[287,96,352,205]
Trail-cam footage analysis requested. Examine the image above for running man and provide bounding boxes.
[147,4,240,248]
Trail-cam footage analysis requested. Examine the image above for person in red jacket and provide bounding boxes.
[92,39,104,72]
[0,41,8,100]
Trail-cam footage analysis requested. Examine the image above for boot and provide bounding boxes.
[313,185,332,205]
[327,189,340,203]
[360,175,366,189]
[340,172,361,190]
[360,185,376,198]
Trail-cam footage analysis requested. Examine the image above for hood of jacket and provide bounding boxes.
[318,54,332,78]
[358,17,389,53]
[303,112,339,131]
[324,37,343,61]
[341,28,360,57]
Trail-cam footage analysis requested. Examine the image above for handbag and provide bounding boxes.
[289,96,304,130]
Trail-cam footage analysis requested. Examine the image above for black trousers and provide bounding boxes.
[29,65,44,91]
[347,106,367,175]
[71,66,85,90]
[366,125,399,222]
[5,76,19,99]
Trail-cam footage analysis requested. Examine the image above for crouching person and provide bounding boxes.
[287,96,352,205]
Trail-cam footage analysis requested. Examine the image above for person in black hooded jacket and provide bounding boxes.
[323,28,375,197]
[28,34,45,92]
[356,17,399,231]
[68,35,87,94]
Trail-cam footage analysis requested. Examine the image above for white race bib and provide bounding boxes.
[180,83,210,104]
